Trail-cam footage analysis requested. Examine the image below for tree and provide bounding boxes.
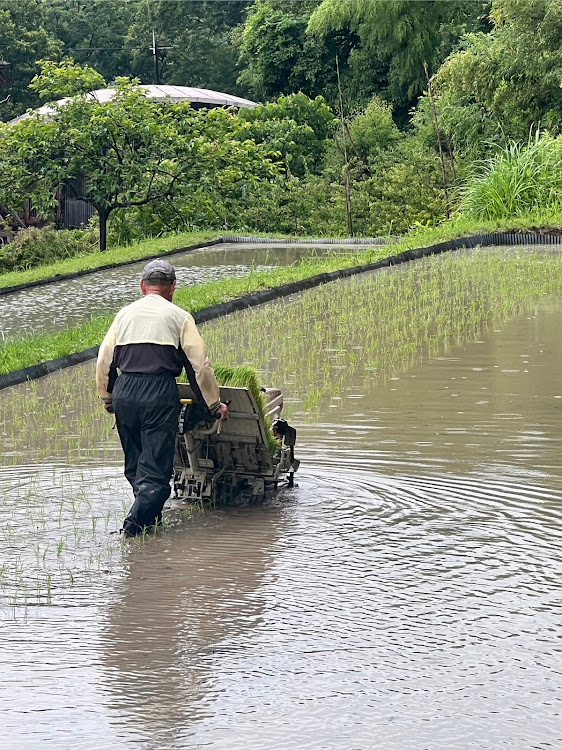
[125,0,249,93]
[56,79,205,250]
[0,114,60,226]
[238,92,336,175]
[41,1,252,92]
[235,0,373,107]
[307,0,487,117]
[0,1,61,121]
[237,0,323,98]
[29,58,106,100]
[42,0,138,81]
[0,76,277,250]
[346,96,401,164]
[428,0,562,152]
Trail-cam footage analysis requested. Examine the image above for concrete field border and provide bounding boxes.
[1,231,561,391]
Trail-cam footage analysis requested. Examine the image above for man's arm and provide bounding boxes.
[179,315,221,413]
[96,321,117,408]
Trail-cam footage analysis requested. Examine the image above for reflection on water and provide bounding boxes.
[101,508,284,749]
[1,248,561,748]
[0,242,348,337]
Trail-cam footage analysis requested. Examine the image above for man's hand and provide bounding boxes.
[215,402,228,422]
[103,400,114,414]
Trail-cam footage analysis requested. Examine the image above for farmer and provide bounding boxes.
[96,259,228,537]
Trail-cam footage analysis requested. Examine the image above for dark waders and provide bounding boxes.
[112,372,180,536]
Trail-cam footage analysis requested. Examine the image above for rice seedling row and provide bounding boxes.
[201,247,562,415]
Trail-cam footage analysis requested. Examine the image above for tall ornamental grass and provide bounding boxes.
[461,134,562,221]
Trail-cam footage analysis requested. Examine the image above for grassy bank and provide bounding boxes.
[391,210,562,252]
[3,210,561,292]
[1,211,562,377]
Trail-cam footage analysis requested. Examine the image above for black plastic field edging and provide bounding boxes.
[0,238,224,297]
[1,231,561,391]
[0,346,100,391]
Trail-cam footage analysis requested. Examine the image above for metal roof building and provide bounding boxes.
[9,85,257,125]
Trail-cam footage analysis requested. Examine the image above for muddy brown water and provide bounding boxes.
[0,242,350,337]
[1,249,561,749]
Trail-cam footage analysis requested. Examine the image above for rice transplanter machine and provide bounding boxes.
[173,383,299,504]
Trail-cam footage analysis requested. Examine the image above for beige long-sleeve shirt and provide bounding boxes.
[96,293,220,411]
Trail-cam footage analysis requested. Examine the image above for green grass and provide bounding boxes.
[389,210,562,253]
[2,210,562,377]
[0,230,220,291]
[460,135,562,222]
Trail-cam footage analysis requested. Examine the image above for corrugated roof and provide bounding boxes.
[9,85,257,125]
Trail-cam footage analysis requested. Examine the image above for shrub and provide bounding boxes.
[352,141,451,235]
[347,96,402,163]
[0,226,99,273]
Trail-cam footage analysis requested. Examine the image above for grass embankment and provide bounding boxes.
[391,210,562,250]
[2,210,562,377]
[2,211,561,292]
[0,230,220,291]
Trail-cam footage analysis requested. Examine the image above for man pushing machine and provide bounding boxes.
[96,259,228,537]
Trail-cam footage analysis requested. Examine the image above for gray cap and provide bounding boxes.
[141,259,176,282]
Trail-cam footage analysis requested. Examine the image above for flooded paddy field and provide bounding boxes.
[1,246,561,749]
[0,241,349,338]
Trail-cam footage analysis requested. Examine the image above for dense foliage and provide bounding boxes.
[0,0,560,262]
[238,92,336,175]
[307,0,488,117]
[461,135,562,221]
[428,0,562,152]
[0,0,61,120]
[0,73,279,250]
[0,0,251,121]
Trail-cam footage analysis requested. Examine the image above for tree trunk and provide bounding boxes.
[98,207,109,251]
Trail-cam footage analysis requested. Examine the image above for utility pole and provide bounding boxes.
[336,54,353,237]
[151,30,160,85]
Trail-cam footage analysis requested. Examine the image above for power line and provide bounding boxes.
[69,46,173,52]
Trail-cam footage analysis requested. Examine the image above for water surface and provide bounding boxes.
[1,247,561,749]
